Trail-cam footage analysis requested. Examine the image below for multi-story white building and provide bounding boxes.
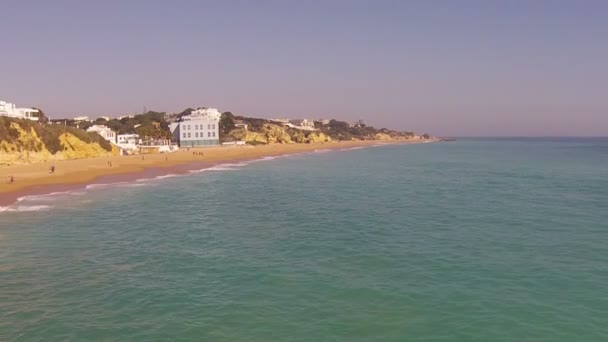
[86,125,117,144]
[170,108,221,147]
[0,100,40,121]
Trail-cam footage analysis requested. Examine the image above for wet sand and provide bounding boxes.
[0,141,423,206]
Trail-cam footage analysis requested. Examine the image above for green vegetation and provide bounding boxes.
[77,111,172,139]
[219,112,236,137]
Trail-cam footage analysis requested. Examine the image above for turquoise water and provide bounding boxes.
[1,139,607,341]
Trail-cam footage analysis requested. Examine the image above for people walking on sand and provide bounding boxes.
[8,176,14,183]
[50,165,55,174]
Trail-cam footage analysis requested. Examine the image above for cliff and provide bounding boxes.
[220,114,425,145]
[0,118,118,165]
[226,123,332,144]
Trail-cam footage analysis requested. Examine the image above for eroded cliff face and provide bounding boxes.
[227,124,332,144]
[0,120,118,165]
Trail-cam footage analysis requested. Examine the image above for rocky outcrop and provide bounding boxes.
[226,124,332,145]
[0,118,118,165]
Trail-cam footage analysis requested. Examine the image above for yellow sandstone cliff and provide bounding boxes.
[0,119,118,165]
[228,123,332,144]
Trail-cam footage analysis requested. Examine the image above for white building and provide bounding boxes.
[116,134,140,153]
[0,100,40,121]
[289,119,316,130]
[233,119,248,130]
[117,134,140,145]
[87,125,117,144]
[74,116,90,122]
[170,108,221,147]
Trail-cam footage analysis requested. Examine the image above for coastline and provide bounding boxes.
[0,140,434,208]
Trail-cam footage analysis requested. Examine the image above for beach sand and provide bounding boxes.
[0,140,422,206]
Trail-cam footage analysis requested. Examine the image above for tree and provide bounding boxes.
[95,117,108,125]
[135,124,171,140]
[220,112,235,136]
[32,108,49,124]
[329,119,349,131]
[106,119,124,133]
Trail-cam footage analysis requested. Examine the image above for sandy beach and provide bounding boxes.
[0,140,428,206]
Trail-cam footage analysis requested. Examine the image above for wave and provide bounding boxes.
[86,182,131,190]
[0,205,52,213]
[16,190,85,203]
[123,182,155,188]
[342,146,365,151]
[151,174,179,180]
[189,165,239,173]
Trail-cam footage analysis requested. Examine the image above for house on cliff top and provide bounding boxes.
[87,125,117,144]
[0,100,40,121]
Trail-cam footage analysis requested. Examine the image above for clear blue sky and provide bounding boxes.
[1,0,607,136]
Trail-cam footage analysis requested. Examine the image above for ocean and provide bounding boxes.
[1,138,607,341]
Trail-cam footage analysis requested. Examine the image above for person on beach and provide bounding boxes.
[50,165,55,174]
[8,176,14,183]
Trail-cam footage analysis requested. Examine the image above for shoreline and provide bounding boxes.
[0,140,435,208]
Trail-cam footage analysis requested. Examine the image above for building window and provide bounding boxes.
[195,132,198,138]
[207,124,210,129]
[213,132,216,137]
[212,124,215,129]
[183,133,186,138]
[188,133,191,138]
[195,125,198,130]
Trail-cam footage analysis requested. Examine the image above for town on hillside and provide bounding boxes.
[1,99,436,156]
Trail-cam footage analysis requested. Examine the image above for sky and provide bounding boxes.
[1,0,607,136]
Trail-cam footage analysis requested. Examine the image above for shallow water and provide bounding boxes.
[1,139,607,341]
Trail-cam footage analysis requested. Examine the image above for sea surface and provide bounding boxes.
[1,138,607,341]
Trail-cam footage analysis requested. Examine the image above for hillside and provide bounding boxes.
[220,113,425,144]
[0,117,118,165]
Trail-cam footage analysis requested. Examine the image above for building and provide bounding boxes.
[289,119,315,130]
[270,118,316,130]
[86,125,117,144]
[73,116,90,122]
[271,118,290,124]
[117,134,140,145]
[0,100,40,121]
[233,119,248,130]
[170,108,221,147]
[349,120,365,128]
[116,134,140,154]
